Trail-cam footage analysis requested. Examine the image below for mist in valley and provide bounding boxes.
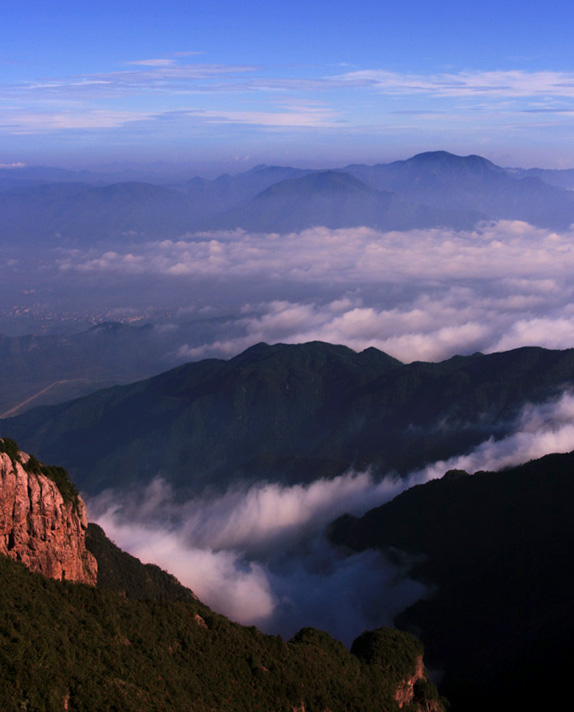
[5,4,574,708]
[85,389,574,643]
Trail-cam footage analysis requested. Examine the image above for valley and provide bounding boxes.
[3,339,574,710]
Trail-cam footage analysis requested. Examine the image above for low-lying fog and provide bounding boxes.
[88,391,574,645]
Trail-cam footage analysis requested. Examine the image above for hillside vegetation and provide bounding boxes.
[0,545,442,711]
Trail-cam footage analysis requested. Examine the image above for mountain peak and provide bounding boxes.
[407,150,500,172]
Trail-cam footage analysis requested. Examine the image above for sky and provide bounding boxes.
[2,0,574,171]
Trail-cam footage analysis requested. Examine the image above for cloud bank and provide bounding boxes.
[55,220,574,362]
[91,472,422,642]
[88,391,574,644]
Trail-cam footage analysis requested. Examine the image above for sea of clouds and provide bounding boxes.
[51,220,574,362]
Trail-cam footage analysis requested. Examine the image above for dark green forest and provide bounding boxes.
[6,342,574,496]
[0,552,442,712]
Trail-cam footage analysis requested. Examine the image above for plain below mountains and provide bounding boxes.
[2,151,574,245]
[3,340,574,496]
[0,320,228,417]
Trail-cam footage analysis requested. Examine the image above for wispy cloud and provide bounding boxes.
[126,58,178,68]
[4,58,574,141]
[0,103,339,133]
[408,391,574,482]
[16,63,574,101]
[0,109,160,133]
[21,61,260,95]
[334,68,574,99]
[194,103,340,128]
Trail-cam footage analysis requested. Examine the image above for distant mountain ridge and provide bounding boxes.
[212,169,481,231]
[2,151,574,243]
[340,150,574,227]
[4,340,574,496]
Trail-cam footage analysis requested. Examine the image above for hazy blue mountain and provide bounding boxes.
[211,170,482,232]
[4,341,574,496]
[170,165,314,222]
[0,182,91,244]
[0,165,315,243]
[0,181,204,244]
[343,150,574,228]
[0,163,203,187]
[200,164,313,205]
[331,450,574,711]
[505,165,574,190]
[0,166,92,188]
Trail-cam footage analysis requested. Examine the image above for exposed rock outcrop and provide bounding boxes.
[351,627,447,712]
[0,441,97,585]
[395,655,444,711]
[395,655,426,707]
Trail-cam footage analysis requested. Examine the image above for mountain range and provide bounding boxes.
[2,340,574,710]
[2,151,574,244]
[2,349,574,709]
[3,149,574,710]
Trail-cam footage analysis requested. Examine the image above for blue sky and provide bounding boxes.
[2,0,574,170]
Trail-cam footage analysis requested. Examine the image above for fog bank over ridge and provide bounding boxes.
[88,390,574,644]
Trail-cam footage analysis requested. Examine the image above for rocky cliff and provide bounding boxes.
[0,438,97,585]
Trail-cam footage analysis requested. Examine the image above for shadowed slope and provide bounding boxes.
[331,451,574,711]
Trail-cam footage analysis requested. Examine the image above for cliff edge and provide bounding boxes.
[0,438,97,585]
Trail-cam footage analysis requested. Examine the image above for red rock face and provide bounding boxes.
[0,451,97,585]
[395,655,444,712]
